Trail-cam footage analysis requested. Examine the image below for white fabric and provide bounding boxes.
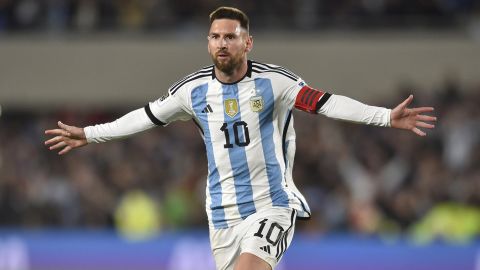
[210,207,296,270]
[84,108,155,143]
[82,61,391,231]
[318,94,391,127]
[144,62,311,229]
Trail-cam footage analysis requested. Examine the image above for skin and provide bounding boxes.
[207,19,253,84]
[44,17,437,270]
[234,252,271,270]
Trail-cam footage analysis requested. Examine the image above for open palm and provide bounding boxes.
[44,121,87,155]
[390,95,436,136]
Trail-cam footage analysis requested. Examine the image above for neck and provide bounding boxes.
[215,59,248,84]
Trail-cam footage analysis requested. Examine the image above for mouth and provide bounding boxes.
[216,52,230,60]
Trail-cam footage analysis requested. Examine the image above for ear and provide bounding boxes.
[245,35,253,53]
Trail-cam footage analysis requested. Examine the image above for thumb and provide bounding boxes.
[399,94,413,109]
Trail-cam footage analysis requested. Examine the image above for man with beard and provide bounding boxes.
[45,6,436,270]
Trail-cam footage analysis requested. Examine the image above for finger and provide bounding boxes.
[399,95,414,109]
[412,127,426,136]
[45,128,70,137]
[58,145,72,155]
[45,135,64,146]
[416,114,437,122]
[49,141,67,150]
[411,107,434,113]
[58,121,72,136]
[45,128,68,136]
[416,121,435,129]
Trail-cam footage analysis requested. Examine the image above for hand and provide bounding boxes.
[45,121,88,155]
[390,95,437,136]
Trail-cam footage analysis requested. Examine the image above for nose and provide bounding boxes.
[219,37,228,47]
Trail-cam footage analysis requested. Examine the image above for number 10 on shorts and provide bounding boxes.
[253,218,285,246]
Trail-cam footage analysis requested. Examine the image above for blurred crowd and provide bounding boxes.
[0,77,479,243]
[0,0,479,33]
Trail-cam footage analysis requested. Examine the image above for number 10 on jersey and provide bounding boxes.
[220,121,250,148]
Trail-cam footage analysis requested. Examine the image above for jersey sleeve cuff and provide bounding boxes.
[83,126,96,144]
[385,109,392,127]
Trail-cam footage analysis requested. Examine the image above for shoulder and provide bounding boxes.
[250,60,300,82]
[168,65,214,95]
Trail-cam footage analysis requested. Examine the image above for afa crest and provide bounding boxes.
[224,99,239,118]
[249,96,264,112]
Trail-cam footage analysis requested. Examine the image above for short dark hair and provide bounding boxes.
[209,7,249,32]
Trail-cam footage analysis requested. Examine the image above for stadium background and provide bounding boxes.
[0,1,479,269]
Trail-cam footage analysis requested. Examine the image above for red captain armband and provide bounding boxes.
[294,86,332,114]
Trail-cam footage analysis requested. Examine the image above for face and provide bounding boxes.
[208,19,252,75]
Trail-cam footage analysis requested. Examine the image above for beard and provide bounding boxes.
[211,51,243,75]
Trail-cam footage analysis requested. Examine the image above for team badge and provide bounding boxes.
[224,98,239,118]
[249,95,264,112]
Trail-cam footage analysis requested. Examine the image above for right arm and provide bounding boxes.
[44,107,156,155]
[45,91,192,155]
[84,107,158,143]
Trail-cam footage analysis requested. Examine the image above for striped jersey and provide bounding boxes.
[145,60,331,229]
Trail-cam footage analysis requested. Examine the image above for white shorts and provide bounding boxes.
[209,207,297,270]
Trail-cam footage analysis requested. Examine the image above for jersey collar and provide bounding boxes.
[212,60,253,85]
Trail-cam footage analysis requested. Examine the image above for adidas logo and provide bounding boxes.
[202,104,213,113]
[260,245,271,255]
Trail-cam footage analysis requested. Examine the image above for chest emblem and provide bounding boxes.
[250,95,264,112]
[224,98,239,118]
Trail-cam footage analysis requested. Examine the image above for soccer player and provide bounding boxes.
[45,6,436,270]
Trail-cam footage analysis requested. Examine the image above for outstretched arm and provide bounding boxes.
[293,86,436,136]
[44,107,158,155]
[44,91,192,155]
[45,121,88,155]
[390,94,436,136]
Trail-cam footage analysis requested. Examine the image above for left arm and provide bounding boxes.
[279,70,436,136]
[318,94,436,136]
[317,94,391,127]
[292,85,436,136]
